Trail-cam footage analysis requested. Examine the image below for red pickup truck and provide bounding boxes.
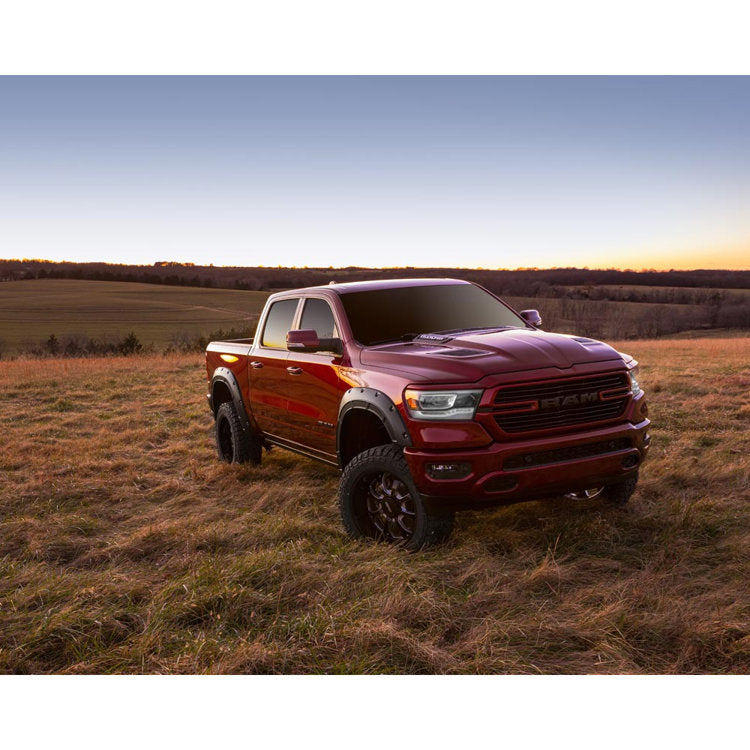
[206,278,650,549]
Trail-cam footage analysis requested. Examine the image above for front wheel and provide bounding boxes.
[339,445,454,551]
[601,473,639,506]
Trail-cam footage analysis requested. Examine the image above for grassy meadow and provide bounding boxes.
[0,279,269,352]
[0,337,748,674]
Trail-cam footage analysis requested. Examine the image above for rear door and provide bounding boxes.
[248,296,300,437]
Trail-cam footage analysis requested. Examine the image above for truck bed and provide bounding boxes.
[206,338,254,356]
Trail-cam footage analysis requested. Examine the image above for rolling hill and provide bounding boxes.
[0,279,270,352]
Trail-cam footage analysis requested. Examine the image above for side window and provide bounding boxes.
[299,298,338,339]
[261,298,299,349]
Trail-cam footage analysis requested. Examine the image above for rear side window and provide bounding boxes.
[261,298,299,348]
[299,298,338,339]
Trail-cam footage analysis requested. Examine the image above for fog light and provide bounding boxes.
[622,454,639,469]
[484,475,519,493]
[426,462,472,480]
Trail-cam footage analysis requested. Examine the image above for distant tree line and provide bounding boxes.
[162,326,255,354]
[8,326,257,360]
[1,259,748,295]
[19,332,145,358]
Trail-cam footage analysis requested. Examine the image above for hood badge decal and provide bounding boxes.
[416,333,453,343]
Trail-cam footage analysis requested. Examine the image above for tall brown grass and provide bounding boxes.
[0,339,748,673]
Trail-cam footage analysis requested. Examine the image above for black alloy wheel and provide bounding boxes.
[358,470,418,543]
[338,444,454,551]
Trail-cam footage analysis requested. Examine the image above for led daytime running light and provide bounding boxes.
[404,388,482,421]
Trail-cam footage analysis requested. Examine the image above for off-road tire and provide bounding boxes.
[601,473,639,506]
[339,444,454,551]
[215,402,262,465]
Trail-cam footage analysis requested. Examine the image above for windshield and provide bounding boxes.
[340,283,527,346]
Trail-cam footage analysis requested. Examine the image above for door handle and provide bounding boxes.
[250,361,264,369]
[286,366,303,375]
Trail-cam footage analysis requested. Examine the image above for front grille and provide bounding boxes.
[503,437,632,470]
[493,372,630,433]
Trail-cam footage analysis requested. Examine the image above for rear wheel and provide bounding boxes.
[565,474,638,506]
[339,445,454,551]
[215,402,262,465]
[564,487,604,500]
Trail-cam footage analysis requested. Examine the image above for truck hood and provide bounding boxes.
[359,328,624,384]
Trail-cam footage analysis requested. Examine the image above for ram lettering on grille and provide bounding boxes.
[538,392,600,410]
[492,373,630,433]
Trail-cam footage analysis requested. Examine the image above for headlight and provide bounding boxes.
[404,389,482,420]
[629,365,642,396]
[619,352,642,396]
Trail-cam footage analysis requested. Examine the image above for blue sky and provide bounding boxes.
[0,76,748,269]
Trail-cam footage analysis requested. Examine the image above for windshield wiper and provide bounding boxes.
[423,325,521,337]
[368,325,522,346]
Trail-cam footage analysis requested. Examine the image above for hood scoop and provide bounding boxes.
[432,347,487,358]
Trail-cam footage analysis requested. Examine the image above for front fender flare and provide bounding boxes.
[337,387,413,459]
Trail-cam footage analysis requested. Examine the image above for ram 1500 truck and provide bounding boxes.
[206,278,650,549]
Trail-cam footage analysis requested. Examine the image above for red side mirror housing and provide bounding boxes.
[520,309,542,327]
[287,329,321,351]
[286,330,344,355]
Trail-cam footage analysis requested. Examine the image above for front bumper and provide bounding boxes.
[404,419,650,512]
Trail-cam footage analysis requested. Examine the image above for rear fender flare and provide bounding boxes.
[210,367,253,432]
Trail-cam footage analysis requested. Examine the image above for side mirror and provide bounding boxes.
[287,329,320,351]
[520,309,542,327]
[287,329,343,355]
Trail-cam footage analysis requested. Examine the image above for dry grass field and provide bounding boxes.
[0,338,748,674]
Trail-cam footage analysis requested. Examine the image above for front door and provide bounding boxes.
[283,297,343,458]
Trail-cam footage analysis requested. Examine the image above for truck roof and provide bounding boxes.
[302,277,470,295]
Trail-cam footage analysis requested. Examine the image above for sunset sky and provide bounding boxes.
[0,76,748,270]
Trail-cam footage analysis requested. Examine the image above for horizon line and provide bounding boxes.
[2,258,748,274]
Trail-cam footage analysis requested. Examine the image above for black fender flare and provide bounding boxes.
[210,367,253,432]
[337,387,413,459]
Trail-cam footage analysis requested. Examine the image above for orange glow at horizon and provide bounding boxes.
[572,243,749,273]
[8,240,749,273]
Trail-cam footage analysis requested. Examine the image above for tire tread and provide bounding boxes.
[215,401,262,465]
[602,473,639,506]
[339,444,454,551]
